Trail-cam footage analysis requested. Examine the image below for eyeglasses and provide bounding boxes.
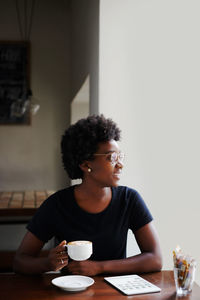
[93,151,125,165]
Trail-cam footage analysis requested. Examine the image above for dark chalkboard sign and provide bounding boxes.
[0,41,30,125]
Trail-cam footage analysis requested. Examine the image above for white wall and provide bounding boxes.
[99,0,200,284]
[70,76,90,124]
[70,0,99,115]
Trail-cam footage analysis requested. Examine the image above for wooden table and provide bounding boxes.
[0,271,199,300]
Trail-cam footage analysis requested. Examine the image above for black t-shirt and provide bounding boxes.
[27,185,153,261]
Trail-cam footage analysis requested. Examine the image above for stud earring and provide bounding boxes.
[88,168,92,173]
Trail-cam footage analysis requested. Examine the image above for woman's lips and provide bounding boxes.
[113,172,121,179]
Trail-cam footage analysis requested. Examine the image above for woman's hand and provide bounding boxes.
[47,240,68,271]
[66,260,101,276]
[14,232,69,274]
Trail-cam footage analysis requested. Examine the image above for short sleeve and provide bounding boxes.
[129,190,153,232]
[26,195,56,243]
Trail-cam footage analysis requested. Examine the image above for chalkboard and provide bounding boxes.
[0,42,30,125]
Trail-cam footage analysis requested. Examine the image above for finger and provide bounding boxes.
[58,257,68,268]
[58,253,68,260]
[58,240,67,248]
[56,240,67,253]
[57,253,67,260]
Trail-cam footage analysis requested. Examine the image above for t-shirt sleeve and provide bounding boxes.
[129,190,153,232]
[26,195,56,243]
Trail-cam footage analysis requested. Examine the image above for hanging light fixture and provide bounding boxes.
[15,0,36,41]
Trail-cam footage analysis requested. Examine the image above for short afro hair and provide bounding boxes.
[61,114,121,179]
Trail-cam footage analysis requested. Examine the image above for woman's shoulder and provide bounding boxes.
[52,186,74,197]
[42,186,74,207]
[113,186,152,221]
[112,185,142,205]
[112,185,139,197]
[113,185,147,206]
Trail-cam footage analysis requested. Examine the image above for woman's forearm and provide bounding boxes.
[98,252,162,275]
[13,254,51,274]
[13,238,68,275]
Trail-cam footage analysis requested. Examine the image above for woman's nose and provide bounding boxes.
[116,160,123,168]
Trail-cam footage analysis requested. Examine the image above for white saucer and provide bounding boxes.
[51,275,94,292]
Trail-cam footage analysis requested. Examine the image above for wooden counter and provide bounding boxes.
[0,190,54,271]
[0,190,54,222]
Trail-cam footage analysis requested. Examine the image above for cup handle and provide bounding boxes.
[64,244,68,253]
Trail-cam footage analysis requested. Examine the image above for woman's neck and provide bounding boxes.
[74,182,112,213]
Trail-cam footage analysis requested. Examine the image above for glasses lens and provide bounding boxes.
[110,152,118,163]
[119,152,125,162]
[110,152,124,164]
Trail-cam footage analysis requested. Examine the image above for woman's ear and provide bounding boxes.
[79,161,92,173]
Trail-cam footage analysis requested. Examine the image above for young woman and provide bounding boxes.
[13,115,162,275]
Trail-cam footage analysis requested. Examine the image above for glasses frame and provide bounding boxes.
[93,151,125,165]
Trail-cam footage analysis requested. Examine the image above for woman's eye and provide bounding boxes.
[110,153,117,162]
[107,154,112,161]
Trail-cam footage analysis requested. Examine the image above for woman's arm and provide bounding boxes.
[100,221,162,274]
[13,231,68,274]
[66,222,162,276]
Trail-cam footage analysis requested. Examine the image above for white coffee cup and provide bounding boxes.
[66,240,93,261]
